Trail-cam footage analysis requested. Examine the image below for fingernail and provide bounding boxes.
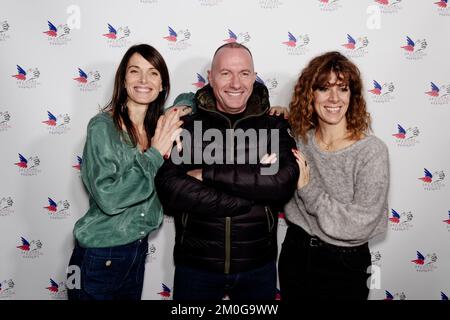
[173,108,177,112]
[163,155,169,160]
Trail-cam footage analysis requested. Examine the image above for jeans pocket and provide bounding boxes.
[82,253,129,296]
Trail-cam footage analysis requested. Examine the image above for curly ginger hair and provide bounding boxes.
[288,51,371,142]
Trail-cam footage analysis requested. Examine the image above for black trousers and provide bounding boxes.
[278,224,371,301]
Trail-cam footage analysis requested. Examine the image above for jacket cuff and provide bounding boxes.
[171,92,196,113]
[202,166,213,185]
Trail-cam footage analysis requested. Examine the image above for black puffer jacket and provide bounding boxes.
[155,82,299,274]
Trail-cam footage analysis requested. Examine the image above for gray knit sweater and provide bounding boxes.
[284,130,389,247]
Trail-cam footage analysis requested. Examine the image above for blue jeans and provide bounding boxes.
[67,237,148,300]
[173,262,277,301]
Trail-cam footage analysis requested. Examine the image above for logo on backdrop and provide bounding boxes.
[418,168,445,191]
[0,111,11,132]
[43,20,71,45]
[371,251,382,267]
[223,29,251,45]
[384,290,407,300]
[198,0,223,6]
[425,82,450,105]
[158,283,172,300]
[341,34,369,58]
[17,237,44,259]
[14,153,41,176]
[43,197,71,219]
[192,73,207,89]
[0,279,16,299]
[374,0,403,14]
[275,288,281,300]
[73,67,101,91]
[164,215,174,224]
[392,124,420,147]
[42,111,71,134]
[0,196,14,217]
[411,251,438,272]
[256,75,279,97]
[318,0,342,12]
[443,211,450,231]
[389,209,414,231]
[0,20,10,41]
[368,80,395,103]
[146,243,157,263]
[442,292,449,301]
[282,32,310,55]
[163,26,191,51]
[401,36,427,60]
[435,0,450,16]
[278,212,287,227]
[11,65,41,89]
[73,156,82,172]
[258,0,284,9]
[103,23,131,48]
[46,278,67,300]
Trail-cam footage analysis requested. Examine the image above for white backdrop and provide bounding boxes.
[0,0,449,300]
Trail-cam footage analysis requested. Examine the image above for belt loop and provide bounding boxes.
[309,237,319,247]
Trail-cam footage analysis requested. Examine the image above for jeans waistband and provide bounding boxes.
[76,235,149,251]
[288,224,368,254]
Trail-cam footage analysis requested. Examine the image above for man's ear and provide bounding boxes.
[207,70,212,87]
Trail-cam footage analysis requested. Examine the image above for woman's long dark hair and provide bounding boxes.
[105,44,170,148]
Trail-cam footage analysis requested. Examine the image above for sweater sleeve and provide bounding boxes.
[298,142,389,243]
[81,117,164,216]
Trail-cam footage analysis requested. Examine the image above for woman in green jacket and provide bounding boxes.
[67,44,183,300]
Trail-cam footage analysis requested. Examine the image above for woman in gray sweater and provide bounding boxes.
[279,51,389,300]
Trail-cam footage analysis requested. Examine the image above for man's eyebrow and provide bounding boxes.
[217,68,252,72]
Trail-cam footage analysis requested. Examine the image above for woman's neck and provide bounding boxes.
[315,122,352,151]
[127,103,148,132]
[316,122,348,142]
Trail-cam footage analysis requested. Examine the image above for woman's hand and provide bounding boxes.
[151,108,183,158]
[166,105,192,117]
[292,149,309,189]
[268,106,289,119]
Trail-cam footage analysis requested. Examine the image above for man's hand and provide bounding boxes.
[260,153,277,164]
[268,106,289,119]
[187,169,203,181]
